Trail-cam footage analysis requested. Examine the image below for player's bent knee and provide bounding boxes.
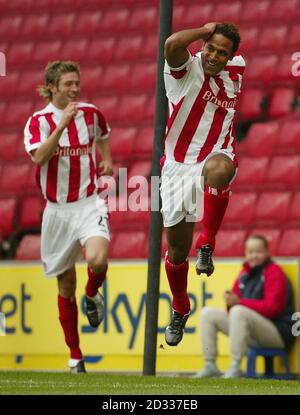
[87,253,107,273]
[204,156,235,187]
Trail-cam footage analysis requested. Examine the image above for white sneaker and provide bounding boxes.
[223,366,244,379]
[68,358,86,374]
[193,365,222,378]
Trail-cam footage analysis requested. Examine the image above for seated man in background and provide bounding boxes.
[194,235,294,379]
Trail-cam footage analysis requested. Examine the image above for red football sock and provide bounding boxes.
[86,265,107,298]
[57,294,82,360]
[165,255,190,316]
[196,185,230,251]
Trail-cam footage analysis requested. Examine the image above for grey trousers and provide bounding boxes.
[201,305,285,361]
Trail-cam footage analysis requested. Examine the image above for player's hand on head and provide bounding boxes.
[98,160,114,177]
[203,22,218,40]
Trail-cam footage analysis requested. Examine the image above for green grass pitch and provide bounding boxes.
[0,371,300,395]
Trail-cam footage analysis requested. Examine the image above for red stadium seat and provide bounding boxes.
[239,27,259,55]
[142,34,158,60]
[19,195,43,230]
[182,4,213,27]
[117,95,148,123]
[233,157,269,189]
[86,37,116,64]
[126,196,150,230]
[241,0,270,22]
[33,40,62,63]
[288,24,300,50]
[145,94,155,121]
[18,70,43,96]
[128,161,152,180]
[0,71,19,97]
[277,229,300,256]
[244,121,279,157]
[101,9,130,32]
[223,192,257,227]
[80,67,104,95]
[22,13,49,36]
[74,11,103,35]
[269,0,299,21]
[3,101,32,127]
[246,55,278,85]
[102,65,130,92]
[16,234,41,260]
[26,164,39,193]
[214,230,247,257]
[109,209,127,232]
[7,41,34,65]
[0,15,22,38]
[0,103,6,124]
[47,13,76,36]
[133,127,154,159]
[130,63,156,92]
[0,163,31,194]
[258,25,288,52]
[29,0,58,8]
[267,88,295,118]
[0,198,17,240]
[2,0,32,11]
[129,7,158,31]
[276,54,300,86]
[238,89,264,120]
[92,95,118,122]
[0,131,18,161]
[115,36,143,61]
[60,39,89,61]
[172,5,185,32]
[214,1,242,22]
[288,191,300,225]
[277,120,300,154]
[254,192,291,225]
[248,228,281,255]
[265,156,300,189]
[110,231,147,258]
[109,127,136,161]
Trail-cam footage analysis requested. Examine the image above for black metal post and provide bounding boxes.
[143,0,173,376]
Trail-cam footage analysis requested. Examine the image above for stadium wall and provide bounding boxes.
[0,261,299,374]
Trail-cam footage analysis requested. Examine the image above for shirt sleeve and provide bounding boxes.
[239,264,288,319]
[95,109,111,141]
[164,51,196,104]
[24,114,49,157]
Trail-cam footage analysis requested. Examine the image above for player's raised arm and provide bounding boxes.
[31,102,78,166]
[164,22,217,68]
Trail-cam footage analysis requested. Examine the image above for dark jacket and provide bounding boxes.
[232,259,294,347]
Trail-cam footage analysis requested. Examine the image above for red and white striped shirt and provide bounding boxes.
[24,102,110,204]
[164,51,245,164]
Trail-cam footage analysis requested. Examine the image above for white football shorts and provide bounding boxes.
[41,194,110,277]
[160,150,237,227]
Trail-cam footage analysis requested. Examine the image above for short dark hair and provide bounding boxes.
[246,235,269,249]
[214,23,241,54]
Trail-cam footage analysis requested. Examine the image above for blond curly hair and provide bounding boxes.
[37,60,80,102]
